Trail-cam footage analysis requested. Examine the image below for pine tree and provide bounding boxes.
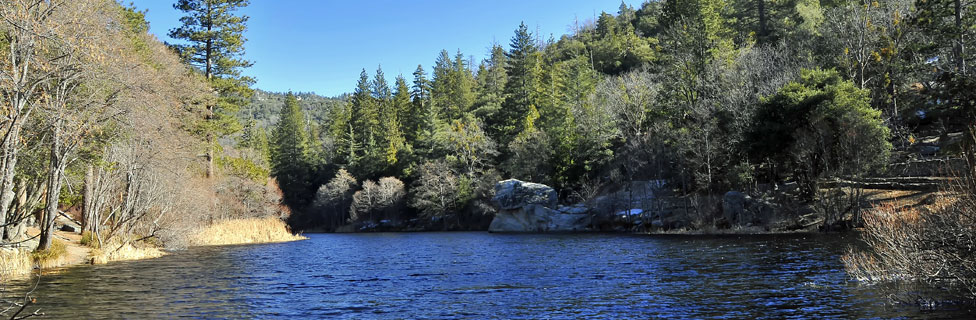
[170,0,254,178]
[270,93,311,205]
[349,69,384,178]
[409,65,435,156]
[449,50,477,120]
[431,50,454,121]
[240,120,270,162]
[383,75,411,169]
[476,45,509,138]
[500,22,541,147]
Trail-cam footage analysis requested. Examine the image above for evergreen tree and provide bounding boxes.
[169,0,254,178]
[499,22,541,147]
[384,75,411,169]
[409,65,436,156]
[349,69,383,178]
[475,45,508,135]
[271,93,311,205]
[431,50,454,120]
[240,119,270,162]
[449,50,477,120]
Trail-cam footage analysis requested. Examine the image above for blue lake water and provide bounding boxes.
[5,232,974,318]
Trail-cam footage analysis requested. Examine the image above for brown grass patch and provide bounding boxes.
[30,239,68,269]
[190,217,307,247]
[0,249,32,280]
[89,240,165,265]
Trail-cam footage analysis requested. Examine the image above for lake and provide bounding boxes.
[4,232,974,318]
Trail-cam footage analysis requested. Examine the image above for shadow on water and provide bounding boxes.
[4,232,975,318]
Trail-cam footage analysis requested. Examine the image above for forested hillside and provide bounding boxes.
[0,0,297,275]
[249,0,975,231]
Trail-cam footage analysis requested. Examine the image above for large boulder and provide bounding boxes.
[489,204,591,232]
[489,180,590,232]
[492,179,558,210]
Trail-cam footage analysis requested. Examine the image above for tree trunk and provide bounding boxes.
[0,123,24,242]
[82,164,94,232]
[38,133,65,251]
[757,0,767,42]
[206,134,215,178]
[956,0,967,74]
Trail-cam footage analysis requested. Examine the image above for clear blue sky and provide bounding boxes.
[131,1,641,96]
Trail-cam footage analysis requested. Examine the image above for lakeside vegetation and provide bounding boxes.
[255,0,972,234]
[0,0,300,290]
[0,0,973,311]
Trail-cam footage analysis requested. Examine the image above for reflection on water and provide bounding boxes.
[4,232,974,318]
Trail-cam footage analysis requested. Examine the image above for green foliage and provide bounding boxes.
[270,93,312,204]
[170,0,254,159]
[80,231,101,249]
[498,22,542,147]
[218,155,270,182]
[246,0,976,232]
[750,68,891,196]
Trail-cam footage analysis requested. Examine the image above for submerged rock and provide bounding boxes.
[489,180,591,232]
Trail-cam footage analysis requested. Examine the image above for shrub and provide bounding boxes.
[749,68,891,198]
[80,231,101,249]
[845,130,976,300]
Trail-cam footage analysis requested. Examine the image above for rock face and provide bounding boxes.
[492,179,558,210]
[489,180,590,232]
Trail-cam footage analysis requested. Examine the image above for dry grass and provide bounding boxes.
[30,240,68,269]
[190,217,307,247]
[0,249,33,280]
[844,193,976,298]
[89,240,165,265]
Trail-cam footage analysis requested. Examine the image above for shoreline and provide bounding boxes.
[1,217,306,282]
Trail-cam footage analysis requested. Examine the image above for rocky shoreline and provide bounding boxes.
[335,179,847,235]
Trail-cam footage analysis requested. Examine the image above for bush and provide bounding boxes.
[750,68,891,197]
[80,231,101,249]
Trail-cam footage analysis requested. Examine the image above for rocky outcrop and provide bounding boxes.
[492,179,558,210]
[489,180,591,232]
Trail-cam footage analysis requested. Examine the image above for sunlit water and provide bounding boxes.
[5,232,974,318]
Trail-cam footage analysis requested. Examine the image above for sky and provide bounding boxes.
[130,0,641,97]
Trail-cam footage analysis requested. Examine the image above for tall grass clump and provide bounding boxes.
[90,239,164,265]
[191,217,306,246]
[0,249,32,280]
[30,239,68,269]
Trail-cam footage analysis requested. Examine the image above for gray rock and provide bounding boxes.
[558,204,589,215]
[489,204,592,232]
[492,179,558,210]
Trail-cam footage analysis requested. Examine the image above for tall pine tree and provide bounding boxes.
[499,22,541,147]
[170,0,254,178]
[270,93,311,205]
